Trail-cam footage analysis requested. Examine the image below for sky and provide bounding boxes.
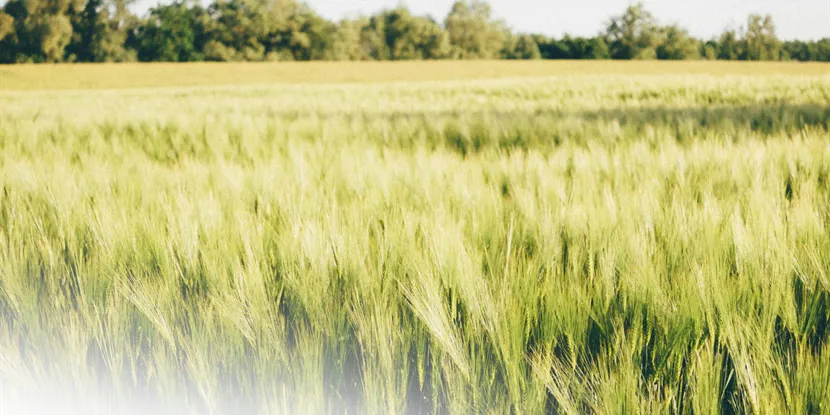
[134,0,830,41]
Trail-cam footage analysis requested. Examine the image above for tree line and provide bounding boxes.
[1,0,828,63]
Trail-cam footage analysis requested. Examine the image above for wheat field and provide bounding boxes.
[3,60,830,90]
[1,63,830,414]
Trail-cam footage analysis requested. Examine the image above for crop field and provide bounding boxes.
[3,60,830,91]
[1,62,830,414]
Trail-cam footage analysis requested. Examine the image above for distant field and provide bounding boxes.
[1,60,829,90]
[1,65,830,414]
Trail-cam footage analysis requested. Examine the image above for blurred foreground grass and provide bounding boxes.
[1,70,830,414]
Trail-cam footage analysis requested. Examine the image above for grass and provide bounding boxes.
[1,60,829,91]
[1,64,829,414]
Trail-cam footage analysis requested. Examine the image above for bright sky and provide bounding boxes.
[133,0,830,41]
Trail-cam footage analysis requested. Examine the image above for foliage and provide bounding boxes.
[323,18,365,61]
[360,7,449,60]
[65,0,134,62]
[604,2,659,59]
[502,33,541,60]
[715,29,743,60]
[133,2,209,62]
[0,11,16,41]
[743,14,779,61]
[782,39,830,62]
[0,0,80,62]
[656,25,700,60]
[1,0,829,63]
[444,0,505,59]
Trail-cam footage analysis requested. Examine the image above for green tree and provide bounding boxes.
[656,24,700,60]
[815,38,830,62]
[0,12,14,41]
[358,15,387,60]
[782,40,812,61]
[604,2,659,59]
[444,0,505,59]
[700,39,717,60]
[327,18,366,60]
[563,36,592,59]
[65,0,133,62]
[39,14,74,61]
[534,35,570,59]
[0,0,81,62]
[2,0,823,64]
[404,14,450,59]
[716,29,742,60]
[262,2,335,61]
[378,8,415,59]
[502,33,540,59]
[363,7,448,60]
[743,14,779,60]
[134,2,209,62]
[0,4,24,62]
[588,36,610,59]
[205,0,266,61]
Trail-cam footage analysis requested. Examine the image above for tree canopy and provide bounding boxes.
[1,0,828,63]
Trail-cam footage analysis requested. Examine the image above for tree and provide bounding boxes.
[404,14,450,59]
[587,36,610,59]
[134,2,209,62]
[445,0,505,59]
[0,0,82,62]
[534,35,570,59]
[604,2,659,59]
[0,0,824,64]
[716,29,742,60]
[360,7,448,60]
[377,8,414,59]
[502,33,540,59]
[0,12,14,41]
[701,40,718,60]
[815,38,830,62]
[327,18,366,60]
[656,25,700,60]
[782,40,812,61]
[43,14,74,61]
[563,36,590,59]
[204,0,264,61]
[263,3,336,61]
[65,0,133,62]
[743,14,779,60]
[358,15,387,60]
[0,9,19,62]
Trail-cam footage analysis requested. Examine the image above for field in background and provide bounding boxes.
[1,60,830,91]
[1,65,830,414]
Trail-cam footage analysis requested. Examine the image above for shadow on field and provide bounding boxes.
[420,103,830,156]
[241,102,829,154]
[32,102,827,164]
[261,103,829,160]
[258,102,828,132]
